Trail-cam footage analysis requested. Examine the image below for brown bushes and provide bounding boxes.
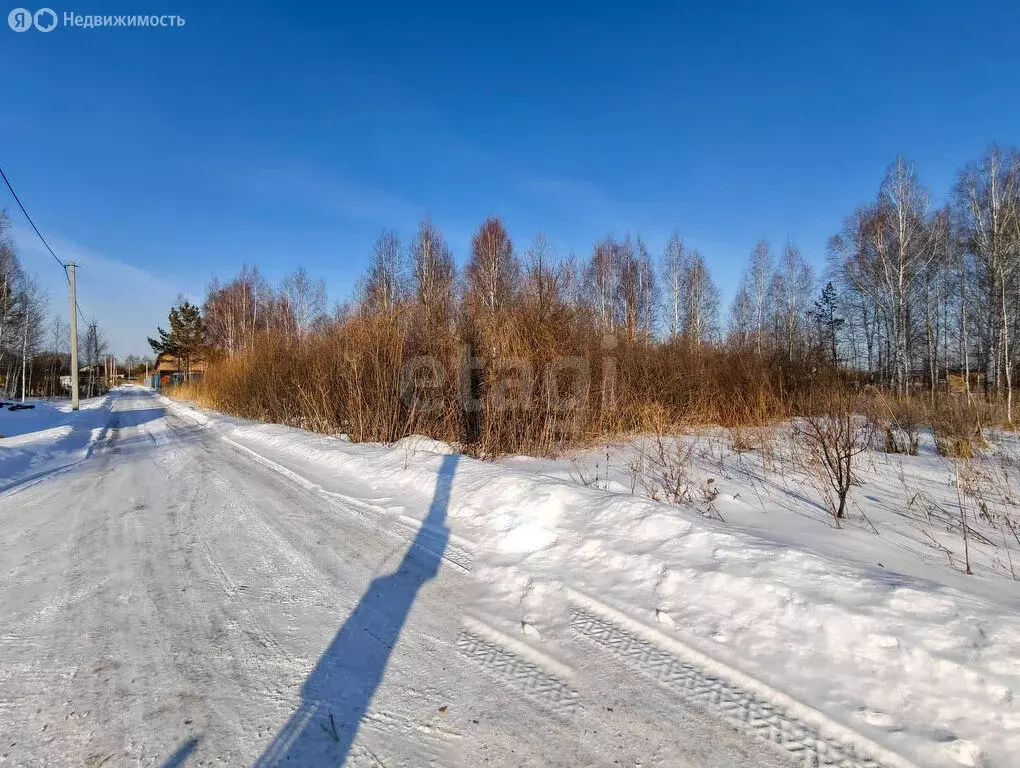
[178,306,828,456]
[931,400,980,459]
[168,303,1016,463]
[883,397,925,455]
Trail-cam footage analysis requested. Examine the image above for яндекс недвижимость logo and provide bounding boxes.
[8,7,56,31]
[8,8,183,30]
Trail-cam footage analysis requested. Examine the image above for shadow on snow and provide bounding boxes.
[160,735,201,768]
[0,396,168,495]
[254,453,460,767]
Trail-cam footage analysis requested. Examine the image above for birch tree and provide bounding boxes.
[660,232,685,338]
[747,239,774,355]
[585,236,620,333]
[771,242,814,360]
[410,217,456,332]
[360,230,404,315]
[879,156,935,394]
[617,235,656,340]
[954,145,1020,421]
[679,249,719,346]
[282,266,327,341]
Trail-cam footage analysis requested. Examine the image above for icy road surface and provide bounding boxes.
[0,389,786,767]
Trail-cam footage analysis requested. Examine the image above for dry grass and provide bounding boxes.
[932,399,981,459]
[175,307,822,457]
[163,381,216,409]
[169,299,1015,461]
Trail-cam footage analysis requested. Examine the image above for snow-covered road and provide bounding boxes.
[0,388,782,767]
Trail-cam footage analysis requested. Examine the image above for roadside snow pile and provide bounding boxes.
[0,399,66,438]
[162,393,1020,768]
[506,430,1020,767]
[0,395,112,491]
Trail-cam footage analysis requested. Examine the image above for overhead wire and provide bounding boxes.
[0,166,93,327]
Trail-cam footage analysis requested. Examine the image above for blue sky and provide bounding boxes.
[2,1,1019,355]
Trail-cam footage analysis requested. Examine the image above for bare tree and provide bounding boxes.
[204,264,274,355]
[522,232,562,320]
[359,230,405,316]
[881,156,936,394]
[799,393,874,526]
[727,284,755,348]
[466,216,518,314]
[585,236,620,333]
[82,318,109,398]
[15,275,46,400]
[616,235,656,340]
[954,145,1020,421]
[410,217,456,332]
[0,211,25,393]
[679,249,719,346]
[660,232,686,338]
[830,158,938,393]
[282,267,327,342]
[770,242,814,360]
[747,239,774,355]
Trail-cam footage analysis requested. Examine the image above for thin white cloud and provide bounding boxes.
[12,227,195,358]
[241,166,426,226]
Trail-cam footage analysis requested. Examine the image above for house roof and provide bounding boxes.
[155,354,207,373]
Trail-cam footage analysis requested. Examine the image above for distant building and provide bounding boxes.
[154,354,207,387]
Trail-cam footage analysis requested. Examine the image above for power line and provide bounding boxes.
[0,165,91,326]
[0,166,100,409]
[0,166,68,280]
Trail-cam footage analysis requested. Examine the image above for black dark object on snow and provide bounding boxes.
[7,404,36,411]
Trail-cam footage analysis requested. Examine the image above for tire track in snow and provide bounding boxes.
[217,433,475,573]
[455,618,580,718]
[568,590,919,768]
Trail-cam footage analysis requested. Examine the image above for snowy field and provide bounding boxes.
[2,385,1018,767]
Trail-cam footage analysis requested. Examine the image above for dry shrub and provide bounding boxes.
[797,390,874,525]
[638,434,698,505]
[187,300,829,457]
[884,397,925,455]
[196,313,460,443]
[729,427,755,453]
[164,380,216,409]
[932,399,980,459]
[471,307,595,455]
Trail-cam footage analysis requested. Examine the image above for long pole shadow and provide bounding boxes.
[254,453,460,766]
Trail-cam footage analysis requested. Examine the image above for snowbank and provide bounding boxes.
[0,395,113,492]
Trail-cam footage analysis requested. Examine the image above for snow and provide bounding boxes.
[501,430,1020,767]
[162,394,1020,767]
[2,386,1019,767]
[0,394,113,492]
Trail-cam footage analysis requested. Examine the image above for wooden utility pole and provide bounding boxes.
[68,263,79,410]
[20,316,27,402]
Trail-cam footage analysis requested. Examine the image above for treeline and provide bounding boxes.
[180,145,1019,454]
[828,149,1020,421]
[0,211,117,399]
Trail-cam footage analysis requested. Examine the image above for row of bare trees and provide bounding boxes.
[202,265,329,355]
[187,144,1018,451]
[354,217,723,348]
[0,210,115,400]
[194,215,815,452]
[826,148,1020,420]
[1,211,53,399]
